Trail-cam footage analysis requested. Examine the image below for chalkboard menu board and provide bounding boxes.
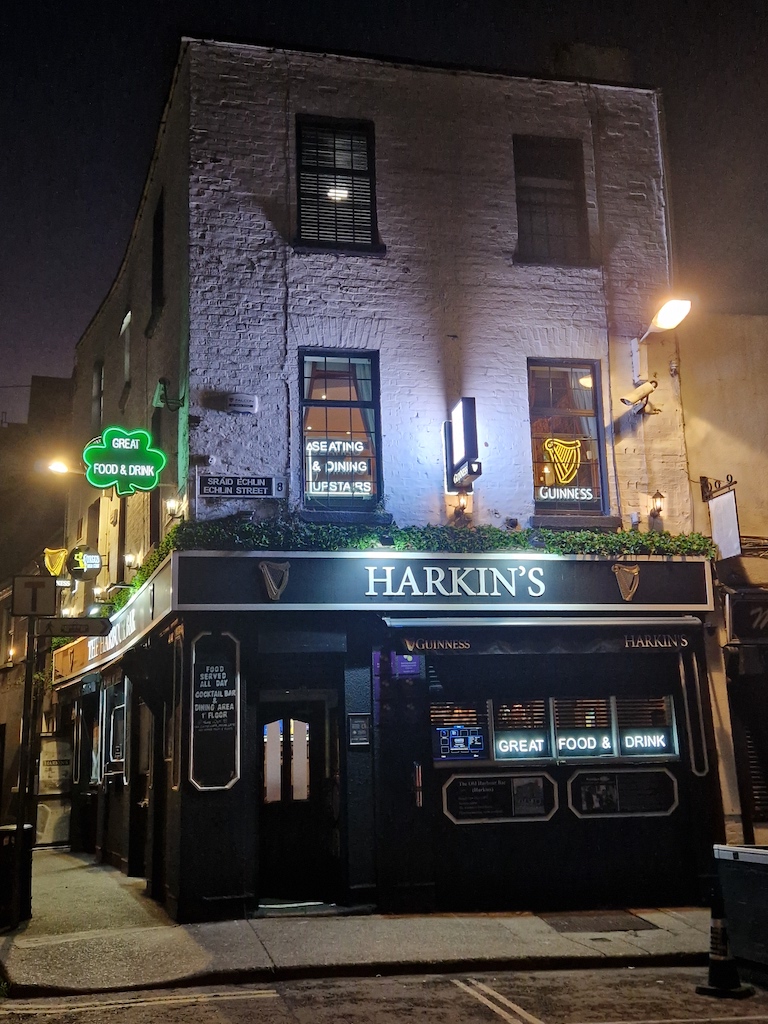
[569,769,678,818]
[190,632,240,790]
[443,773,557,824]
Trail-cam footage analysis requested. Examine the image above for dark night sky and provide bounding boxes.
[2,0,767,423]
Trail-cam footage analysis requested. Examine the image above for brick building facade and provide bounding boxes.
[52,40,726,920]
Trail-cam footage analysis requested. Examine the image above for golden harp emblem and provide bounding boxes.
[44,547,68,577]
[543,437,581,485]
[258,560,290,601]
[612,563,640,602]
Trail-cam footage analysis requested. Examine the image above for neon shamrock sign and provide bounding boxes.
[83,426,167,496]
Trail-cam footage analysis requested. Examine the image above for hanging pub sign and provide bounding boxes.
[190,631,240,791]
[83,426,167,496]
[66,544,102,582]
[445,397,482,492]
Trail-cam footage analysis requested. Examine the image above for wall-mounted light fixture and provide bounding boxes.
[124,553,138,575]
[629,298,692,385]
[649,490,665,518]
[165,496,184,520]
[153,377,185,413]
[48,459,85,476]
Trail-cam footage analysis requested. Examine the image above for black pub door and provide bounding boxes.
[258,693,340,903]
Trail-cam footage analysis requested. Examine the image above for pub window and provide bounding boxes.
[430,701,489,761]
[513,135,589,265]
[301,352,381,511]
[528,360,606,514]
[552,697,615,757]
[616,695,678,757]
[263,719,310,803]
[104,680,126,773]
[494,700,550,760]
[296,118,379,250]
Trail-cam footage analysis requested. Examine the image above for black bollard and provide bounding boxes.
[696,873,754,999]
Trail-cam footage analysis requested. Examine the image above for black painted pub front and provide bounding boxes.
[53,550,723,921]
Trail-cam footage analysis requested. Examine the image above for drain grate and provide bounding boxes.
[538,910,658,933]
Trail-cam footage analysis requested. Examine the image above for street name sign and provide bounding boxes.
[38,617,113,638]
[198,475,286,498]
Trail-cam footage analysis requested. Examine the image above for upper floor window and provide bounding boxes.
[91,360,104,431]
[119,311,132,411]
[296,118,380,250]
[120,311,132,385]
[514,136,589,265]
[151,192,164,319]
[301,352,381,511]
[528,360,605,514]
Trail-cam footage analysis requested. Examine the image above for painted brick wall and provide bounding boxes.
[185,41,690,533]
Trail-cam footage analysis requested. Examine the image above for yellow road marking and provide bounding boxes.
[0,988,278,1016]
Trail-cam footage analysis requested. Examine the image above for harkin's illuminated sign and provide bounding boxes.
[364,563,546,598]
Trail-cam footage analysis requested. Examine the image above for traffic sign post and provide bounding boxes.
[10,614,37,929]
[12,576,57,618]
[9,575,62,928]
[37,617,112,638]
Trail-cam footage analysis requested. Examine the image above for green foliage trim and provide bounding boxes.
[107,513,715,613]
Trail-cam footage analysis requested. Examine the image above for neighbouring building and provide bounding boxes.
[0,375,73,856]
[677,311,768,846]
[51,39,731,921]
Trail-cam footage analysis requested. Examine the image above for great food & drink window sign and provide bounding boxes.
[83,426,167,496]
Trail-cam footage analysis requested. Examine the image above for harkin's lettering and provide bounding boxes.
[364,563,546,599]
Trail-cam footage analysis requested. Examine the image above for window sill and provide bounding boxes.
[293,242,387,257]
[300,509,394,526]
[513,257,600,270]
[530,514,622,531]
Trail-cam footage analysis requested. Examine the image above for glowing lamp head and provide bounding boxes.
[49,460,70,474]
[649,299,691,333]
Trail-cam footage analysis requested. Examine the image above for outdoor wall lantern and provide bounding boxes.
[165,496,184,520]
[650,490,665,518]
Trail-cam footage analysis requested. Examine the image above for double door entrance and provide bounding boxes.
[258,690,340,902]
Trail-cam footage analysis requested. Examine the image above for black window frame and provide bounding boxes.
[295,116,383,253]
[513,135,590,267]
[528,358,608,516]
[300,350,382,514]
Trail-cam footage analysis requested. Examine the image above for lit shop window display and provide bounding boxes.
[301,353,380,510]
[430,695,678,764]
[528,361,605,513]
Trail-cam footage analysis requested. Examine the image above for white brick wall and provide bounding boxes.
[186,41,691,532]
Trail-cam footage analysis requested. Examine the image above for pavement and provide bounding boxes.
[0,848,714,997]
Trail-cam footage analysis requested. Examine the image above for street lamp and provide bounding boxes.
[48,459,85,476]
[629,298,692,390]
[637,300,691,344]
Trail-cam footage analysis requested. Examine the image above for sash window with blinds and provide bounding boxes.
[296,118,380,250]
[528,359,606,514]
[514,135,590,266]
